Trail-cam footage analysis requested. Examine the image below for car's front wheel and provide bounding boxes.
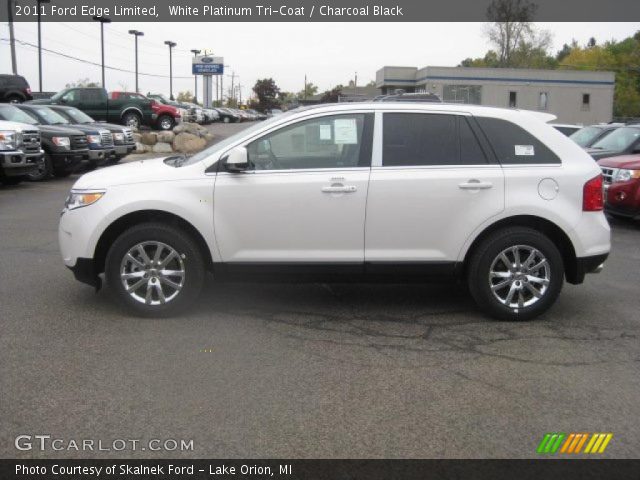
[467,227,564,321]
[105,223,205,317]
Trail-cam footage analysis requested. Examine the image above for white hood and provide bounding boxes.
[0,120,39,132]
[72,157,203,189]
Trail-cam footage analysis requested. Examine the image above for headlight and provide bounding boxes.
[0,130,17,150]
[52,136,70,148]
[64,189,106,210]
[614,169,640,183]
[113,132,125,141]
[87,134,102,144]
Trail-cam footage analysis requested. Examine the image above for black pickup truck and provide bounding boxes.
[0,104,88,180]
[30,87,154,130]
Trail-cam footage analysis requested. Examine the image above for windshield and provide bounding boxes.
[0,105,39,125]
[29,106,70,125]
[182,111,298,166]
[570,126,606,147]
[591,127,640,152]
[63,108,95,124]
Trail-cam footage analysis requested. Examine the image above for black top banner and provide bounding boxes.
[2,0,640,22]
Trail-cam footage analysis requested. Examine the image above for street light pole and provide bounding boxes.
[128,30,144,93]
[190,49,201,104]
[164,41,177,100]
[92,15,111,89]
[37,0,51,91]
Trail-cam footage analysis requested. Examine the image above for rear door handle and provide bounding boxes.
[458,180,493,190]
[322,185,357,193]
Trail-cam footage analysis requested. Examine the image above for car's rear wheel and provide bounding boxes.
[467,227,564,321]
[27,154,52,181]
[122,112,142,130]
[105,223,205,317]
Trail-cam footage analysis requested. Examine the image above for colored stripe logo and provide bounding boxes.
[537,433,613,454]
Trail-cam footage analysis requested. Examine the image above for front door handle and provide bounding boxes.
[458,180,493,190]
[322,185,357,193]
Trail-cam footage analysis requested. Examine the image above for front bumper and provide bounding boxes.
[604,181,640,219]
[0,150,44,177]
[50,150,89,170]
[67,257,101,289]
[88,148,115,165]
[113,143,136,157]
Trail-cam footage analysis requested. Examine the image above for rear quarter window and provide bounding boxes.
[475,117,561,165]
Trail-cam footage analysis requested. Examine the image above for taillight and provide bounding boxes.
[26,87,32,94]
[583,174,604,211]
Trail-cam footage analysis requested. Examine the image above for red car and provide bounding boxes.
[599,155,640,219]
[109,92,181,130]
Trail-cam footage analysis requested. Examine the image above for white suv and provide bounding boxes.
[59,103,610,320]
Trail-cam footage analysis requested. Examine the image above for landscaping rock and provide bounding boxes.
[157,131,175,144]
[173,132,206,153]
[134,142,147,154]
[152,142,174,154]
[132,132,142,143]
[140,132,158,146]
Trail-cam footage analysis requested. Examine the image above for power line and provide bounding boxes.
[0,37,194,79]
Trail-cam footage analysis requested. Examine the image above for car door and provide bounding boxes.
[79,89,107,121]
[213,112,374,264]
[365,111,505,266]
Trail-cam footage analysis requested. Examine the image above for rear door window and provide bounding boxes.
[382,113,488,166]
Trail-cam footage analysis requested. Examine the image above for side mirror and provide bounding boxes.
[59,97,67,104]
[224,146,249,172]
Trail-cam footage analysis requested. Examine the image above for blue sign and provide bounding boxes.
[192,63,224,75]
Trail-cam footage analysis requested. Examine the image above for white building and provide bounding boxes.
[376,66,616,125]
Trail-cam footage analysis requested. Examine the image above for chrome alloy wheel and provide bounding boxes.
[489,245,551,309]
[120,241,185,305]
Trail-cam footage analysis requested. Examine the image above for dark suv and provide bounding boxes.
[0,75,33,103]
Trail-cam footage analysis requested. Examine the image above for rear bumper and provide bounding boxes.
[569,253,609,285]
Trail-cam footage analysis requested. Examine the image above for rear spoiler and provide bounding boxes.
[521,110,558,123]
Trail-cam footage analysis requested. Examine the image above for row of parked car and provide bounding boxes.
[0,74,265,132]
[0,103,135,185]
[551,121,640,220]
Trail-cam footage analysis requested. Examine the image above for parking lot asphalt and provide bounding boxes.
[1,121,639,459]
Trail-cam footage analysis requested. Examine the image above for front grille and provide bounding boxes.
[123,129,134,144]
[100,131,114,147]
[71,135,88,150]
[20,130,41,153]
[600,167,617,185]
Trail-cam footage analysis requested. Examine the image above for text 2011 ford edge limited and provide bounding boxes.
[58,103,610,320]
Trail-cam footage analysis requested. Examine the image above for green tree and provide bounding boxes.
[176,91,194,103]
[252,78,281,112]
[485,0,538,66]
[320,86,342,103]
[298,82,319,99]
[65,78,99,88]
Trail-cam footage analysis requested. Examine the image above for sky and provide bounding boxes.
[1,22,639,101]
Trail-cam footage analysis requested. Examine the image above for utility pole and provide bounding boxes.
[164,40,177,100]
[37,0,51,91]
[8,0,17,74]
[190,49,201,103]
[304,74,307,100]
[128,30,144,93]
[238,84,242,105]
[93,15,111,89]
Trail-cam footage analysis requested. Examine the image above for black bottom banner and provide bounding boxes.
[2,459,640,480]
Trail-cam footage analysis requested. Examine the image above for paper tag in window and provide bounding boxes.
[334,118,358,144]
[319,124,332,140]
[515,145,535,156]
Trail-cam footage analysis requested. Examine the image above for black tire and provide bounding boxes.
[27,153,53,181]
[105,223,205,317]
[467,227,564,321]
[157,114,175,131]
[0,176,23,186]
[122,112,142,130]
[7,94,24,104]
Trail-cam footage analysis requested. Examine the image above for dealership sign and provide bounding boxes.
[192,56,224,75]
